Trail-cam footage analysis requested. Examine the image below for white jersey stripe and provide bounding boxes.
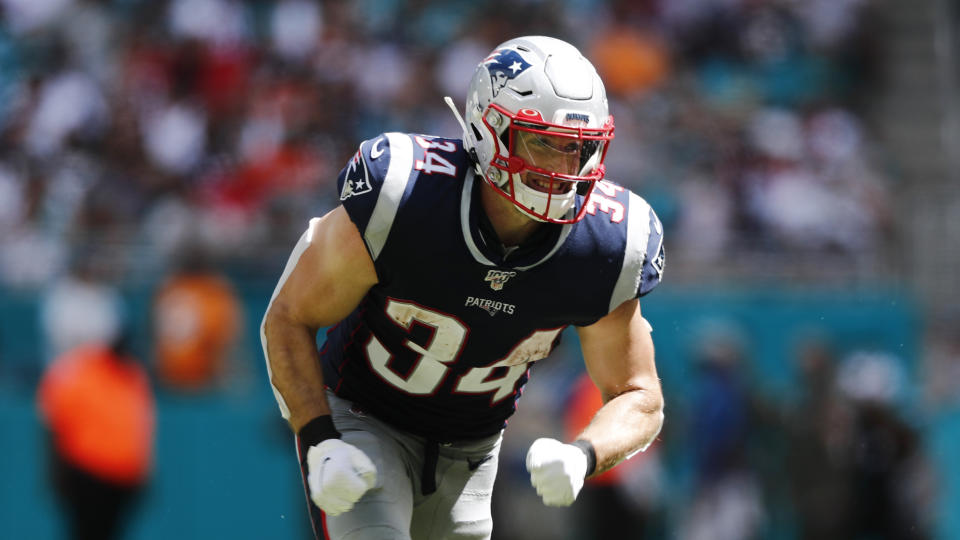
[460,170,574,269]
[260,219,319,419]
[609,193,652,312]
[365,133,413,261]
[460,170,497,266]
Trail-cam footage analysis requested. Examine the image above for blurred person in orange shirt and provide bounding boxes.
[152,246,241,391]
[565,371,664,539]
[589,16,670,99]
[37,333,155,540]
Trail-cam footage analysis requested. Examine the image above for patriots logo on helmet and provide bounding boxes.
[483,49,532,97]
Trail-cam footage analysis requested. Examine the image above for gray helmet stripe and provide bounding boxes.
[460,169,497,267]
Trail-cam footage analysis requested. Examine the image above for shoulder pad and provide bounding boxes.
[638,204,665,297]
[335,133,415,261]
[608,192,665,311]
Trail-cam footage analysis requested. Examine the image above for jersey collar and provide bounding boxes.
[460,169,573,270]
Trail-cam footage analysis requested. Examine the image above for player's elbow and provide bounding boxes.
[634,374,664,404]
[637,387,664,450]
[616,386,664,457]
[647,389,665,423]
[262,300,299,344]
[261,302,282,341]
[631,383,665,420]
[608,384,664,423]
[651,400,665,428]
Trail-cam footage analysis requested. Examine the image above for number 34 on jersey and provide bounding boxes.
[366,299,561,404]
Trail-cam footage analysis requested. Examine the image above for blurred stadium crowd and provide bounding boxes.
[0,0,896,289]
[2,0,955,539]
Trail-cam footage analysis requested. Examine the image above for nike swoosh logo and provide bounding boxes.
[467,455,492,471]
[370,137,384,159]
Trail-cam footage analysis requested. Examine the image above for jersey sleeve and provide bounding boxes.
[335,132,414,263]
[608,193,665,312]
[638,203,665,297]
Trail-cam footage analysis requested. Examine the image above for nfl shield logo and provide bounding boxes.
[485,269,517,291]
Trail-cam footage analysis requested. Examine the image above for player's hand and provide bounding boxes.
[306,439,377,516]
[525,438,589,507]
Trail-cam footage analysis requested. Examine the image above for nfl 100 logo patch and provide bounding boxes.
[484,269,516,291]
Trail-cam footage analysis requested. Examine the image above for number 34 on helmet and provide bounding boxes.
[446,36,615,224]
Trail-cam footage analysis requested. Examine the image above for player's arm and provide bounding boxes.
[525,298,663,507]
[261,205,378,432]
[261,206,380,516]
[573,297,663,473]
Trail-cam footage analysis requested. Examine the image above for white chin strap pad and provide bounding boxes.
[511,172,575,221]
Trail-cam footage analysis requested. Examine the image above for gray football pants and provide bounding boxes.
[303,391,502,540]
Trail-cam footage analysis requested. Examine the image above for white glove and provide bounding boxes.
[525,438,589,507]
[306,439,377,516]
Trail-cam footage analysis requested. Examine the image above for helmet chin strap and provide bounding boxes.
[505,171,544,222]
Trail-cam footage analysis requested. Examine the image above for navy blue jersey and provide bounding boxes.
[323,132,664,441]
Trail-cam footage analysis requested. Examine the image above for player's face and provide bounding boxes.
[513,130,581,194]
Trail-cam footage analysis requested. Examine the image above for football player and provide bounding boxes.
[262,35,666,540]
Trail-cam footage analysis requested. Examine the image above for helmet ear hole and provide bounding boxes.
[471,124,483,141]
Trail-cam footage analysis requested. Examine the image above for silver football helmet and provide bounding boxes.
[458,36,614,223]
